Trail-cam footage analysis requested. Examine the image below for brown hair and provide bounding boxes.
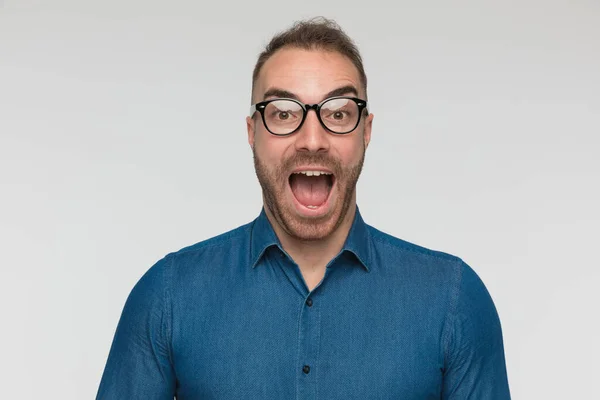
[251,17,368,101]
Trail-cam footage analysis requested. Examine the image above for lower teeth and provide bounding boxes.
[306,205,318,209]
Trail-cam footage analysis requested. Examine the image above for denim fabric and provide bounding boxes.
[96,206,510,399]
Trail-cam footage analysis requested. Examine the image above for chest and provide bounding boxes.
[171,272,446,400]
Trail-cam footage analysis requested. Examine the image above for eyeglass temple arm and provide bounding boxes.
[249,103,267,117]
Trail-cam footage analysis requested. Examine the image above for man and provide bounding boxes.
[97,17,511,399]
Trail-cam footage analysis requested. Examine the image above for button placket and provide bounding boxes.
[296,294,321,399]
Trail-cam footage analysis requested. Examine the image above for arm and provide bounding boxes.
[96,255,176,399]
[441,260,511,399]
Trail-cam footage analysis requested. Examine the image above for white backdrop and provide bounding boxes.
[1,1,599,398]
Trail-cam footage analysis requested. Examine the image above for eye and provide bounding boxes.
[324,110,350,121]
[277,111,291,120]
[265,99,303,124]
[332,111,346,120]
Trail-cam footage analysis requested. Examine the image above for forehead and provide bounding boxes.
[254,47,363,102]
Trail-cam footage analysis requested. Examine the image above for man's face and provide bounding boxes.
[247,47,373,241]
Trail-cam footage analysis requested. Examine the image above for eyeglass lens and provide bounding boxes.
[263,98,360,135]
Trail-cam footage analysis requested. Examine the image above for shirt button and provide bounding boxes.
[306,297,313,307]
[302,365,310,374]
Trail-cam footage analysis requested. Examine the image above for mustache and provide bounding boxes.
[281,153,342,175]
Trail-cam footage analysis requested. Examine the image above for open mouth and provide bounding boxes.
[288,170,335,210]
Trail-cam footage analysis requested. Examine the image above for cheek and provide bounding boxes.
[255,132,291,165]
[335,135,365,164]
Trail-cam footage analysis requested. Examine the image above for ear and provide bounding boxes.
[246,116,256,149]
[363,112,374,149]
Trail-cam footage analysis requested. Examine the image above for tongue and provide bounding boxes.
[290,174,330,207]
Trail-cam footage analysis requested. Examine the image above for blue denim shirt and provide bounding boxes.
[97,207,510,399]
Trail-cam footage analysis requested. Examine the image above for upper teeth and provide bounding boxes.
[294,171,332,177]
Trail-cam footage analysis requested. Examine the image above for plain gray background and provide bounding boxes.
[1,0,599,398]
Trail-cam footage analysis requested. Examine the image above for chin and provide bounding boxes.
[271,186,354,242]
[280,211,341,241]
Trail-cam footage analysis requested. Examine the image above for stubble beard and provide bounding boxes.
[253,145,365,242]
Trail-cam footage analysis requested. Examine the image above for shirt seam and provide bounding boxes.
[371,233,462,264]
[165,253,175,371]
[174,225,251,257]
[441,259,463,372]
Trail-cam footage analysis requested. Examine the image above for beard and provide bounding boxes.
[253,144,365,242]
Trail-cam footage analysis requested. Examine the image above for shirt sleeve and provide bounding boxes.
[441,260,511,399]
[96,255,176,400]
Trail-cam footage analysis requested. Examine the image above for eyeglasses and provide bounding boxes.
[249,96,368,136]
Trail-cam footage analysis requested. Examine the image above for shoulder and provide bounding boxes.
[364,225,503,340]
[171,220,254,259]
[364,225,494,309]
[152,220,255,283]
[367,224,465,272]
[121,221,255,317]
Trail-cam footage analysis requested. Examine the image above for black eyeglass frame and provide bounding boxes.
[249,96,369,136]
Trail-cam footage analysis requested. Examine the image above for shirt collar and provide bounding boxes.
[250,206,372,272]
[341,206,372,272]
[249,208,281,269]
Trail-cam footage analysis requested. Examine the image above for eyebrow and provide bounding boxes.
[262,85,359,102]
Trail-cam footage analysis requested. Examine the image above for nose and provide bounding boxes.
[294,108,330,153]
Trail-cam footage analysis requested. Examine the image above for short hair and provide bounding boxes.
[251,17,368,101]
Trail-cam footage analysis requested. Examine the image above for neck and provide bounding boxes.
[265,199,357,273]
